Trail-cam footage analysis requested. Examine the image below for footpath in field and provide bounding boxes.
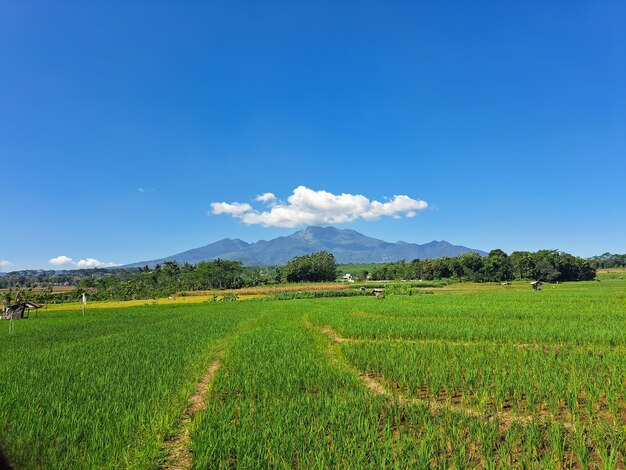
[161,352,223,469]
[314,322,581,432]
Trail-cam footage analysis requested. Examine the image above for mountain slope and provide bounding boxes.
[125,226,486,267]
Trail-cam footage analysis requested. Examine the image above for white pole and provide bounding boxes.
[82,292,87,316]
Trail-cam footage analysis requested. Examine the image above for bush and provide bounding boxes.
[269,290,369,301]
[356,280,446,289]
[384,282,414,296]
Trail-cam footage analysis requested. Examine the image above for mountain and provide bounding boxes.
[124,226,487,267]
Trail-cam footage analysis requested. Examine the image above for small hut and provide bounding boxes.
[530,281,543,291]
[3,301,42,320]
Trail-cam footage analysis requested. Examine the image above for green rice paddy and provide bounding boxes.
[0,278,624,468]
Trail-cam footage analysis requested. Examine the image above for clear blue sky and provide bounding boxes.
[1,1,625,271]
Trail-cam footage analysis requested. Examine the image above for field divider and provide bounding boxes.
[160,350,224,470]
[315,323,625,353]
[310,323,577,432]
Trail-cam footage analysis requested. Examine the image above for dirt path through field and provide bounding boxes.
[159,311,269,469]
[161,352,223,470]
[315,323,626,353]
[311,323,577,432]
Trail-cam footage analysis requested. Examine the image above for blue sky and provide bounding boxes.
[1,1,625,271]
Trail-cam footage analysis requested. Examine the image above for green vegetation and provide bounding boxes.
[337,263,379,280]
[590,253,626,269]
[0,278,624,468]
[370,249,596,282]
[1,259,277,305]
[2,250,609,308]
[0,303,260,468]
[281,250,338,282]
[267,289,367,300]
[1,251,337,305]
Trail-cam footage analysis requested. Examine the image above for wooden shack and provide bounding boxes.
[3,301,42,320]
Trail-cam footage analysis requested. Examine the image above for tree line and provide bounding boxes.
[368,249,596,283]
[0,268,127,289]
[588,253,626,269]
[2,253,339,304]
[0,249,605,306]
[2,260,274,304]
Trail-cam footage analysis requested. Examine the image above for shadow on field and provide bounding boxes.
[0,448,11,470]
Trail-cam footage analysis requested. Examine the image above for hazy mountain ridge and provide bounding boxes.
[125,226,487,267]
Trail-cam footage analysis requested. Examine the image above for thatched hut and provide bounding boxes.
[3,301,42,320]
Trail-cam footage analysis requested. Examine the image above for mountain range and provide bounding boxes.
[124,226,487,267]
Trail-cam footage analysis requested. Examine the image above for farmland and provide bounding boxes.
[0,277,624,468]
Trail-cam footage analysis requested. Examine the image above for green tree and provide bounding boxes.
[482,249,514,282]
[283,251,337,282]
[459,253,484,282]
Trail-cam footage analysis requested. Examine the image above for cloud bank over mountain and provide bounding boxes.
[210,186,428,228]
[48,256,119,268]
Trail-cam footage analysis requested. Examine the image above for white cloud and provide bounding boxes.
[138,187,145,193]
[210,186,428,228]
[0,260,12,268]
[255,192,276,203]
[209,201,253,216]
[49,255,118,268]
[49,255,73,266]
[76,258,119,268]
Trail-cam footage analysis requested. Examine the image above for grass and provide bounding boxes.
[43,293,269,311]
[337,263,381,275]
[0,303,261,468]
[342,340,626,420]
[0,277,624,468]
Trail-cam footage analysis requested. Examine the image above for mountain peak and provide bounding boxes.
[295,226,340,239]
[123,227,486,267]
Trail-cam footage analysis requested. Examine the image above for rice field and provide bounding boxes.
[0,277,624,468]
